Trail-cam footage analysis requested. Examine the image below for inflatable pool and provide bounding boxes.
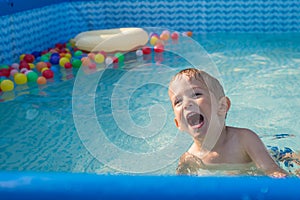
[1,0,300,199]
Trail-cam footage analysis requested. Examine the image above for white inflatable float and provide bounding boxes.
[73,28,149,53]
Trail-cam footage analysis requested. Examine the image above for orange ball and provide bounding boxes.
[37,76,47,84]
[186,31,193,37]
[36,62,48,72]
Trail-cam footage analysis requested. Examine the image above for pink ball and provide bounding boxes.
[171,32,179,40]
[154,44,164,53]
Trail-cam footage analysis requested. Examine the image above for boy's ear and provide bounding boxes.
[218,96,231,116]
[174,118,181,130]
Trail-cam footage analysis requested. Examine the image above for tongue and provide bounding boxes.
[188,113,203,126]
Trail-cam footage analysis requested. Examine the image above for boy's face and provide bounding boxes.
[169,75,224,139]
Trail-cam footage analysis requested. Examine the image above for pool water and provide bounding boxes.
[0,32,299,175]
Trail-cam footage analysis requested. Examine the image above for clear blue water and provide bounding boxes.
[0,33,299,175]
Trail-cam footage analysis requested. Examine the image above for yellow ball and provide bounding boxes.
[59,57,70,67]
[150,36,159,46]
[65,53,72,59]
[14,73,27,85]
[94,53,105,63]
[28,63,35,69]
[41,67,49,73]
[19,54,25,61]
[0,80,14,92]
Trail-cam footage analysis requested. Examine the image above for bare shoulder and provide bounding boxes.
[227,126,259,141]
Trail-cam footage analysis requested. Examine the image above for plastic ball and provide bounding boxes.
[64,62,72,69]
[0,79,14,92]
[19,54,25,61]
[171,32,179,40]
[0,68,10,77]
[37,76,47,84]
[42,69,54,79]
[28,63,35,69]
[41,67,49,73]
[88,62,96,69]
[59,57,70,67]
[186,31,193,37]
[20,68,28,73]
[26,71,38,82]
[0,64,9,69]
[19,61,30,70]
[10,69,18,77]
[149,32,159,38]
[74,50,83,57]
[14,73,27,85]
[40,54,50,62]
[88,53,95,59]
[94,53,105,63]
[154,44,164,53]
[114,53,124,62]
[31,51,41,58]
[136,49,143,57]
[50,55,60,65]
[11,63,19,69]
[142,46,151,55]
[72,59,82,68]
[36,62,48,72]
[160,33,169,41]
[23,54,35,63]
[65,53,72,59]
[150,36,159,46]
[105,57,113,66]
[112,57,118,63]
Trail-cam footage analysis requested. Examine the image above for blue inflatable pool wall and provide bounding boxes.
[1,0,300,199]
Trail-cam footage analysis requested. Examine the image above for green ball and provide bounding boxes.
[40,54,49,62]
[26,71,39,82]
[114,53,124,62]
[0,64,9,69]
[72,59,82,68]
[74,50,83,57]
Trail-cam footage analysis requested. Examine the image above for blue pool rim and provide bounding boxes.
[1,0,300,199]
[1,172,300,200]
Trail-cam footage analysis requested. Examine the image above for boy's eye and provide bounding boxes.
[193,92,202,97]
[174,98,182,106]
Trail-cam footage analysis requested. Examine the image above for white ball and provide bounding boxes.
[136,49,143,57]
[105,57,113,66]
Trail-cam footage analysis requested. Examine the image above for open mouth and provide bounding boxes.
[186,112,204,129]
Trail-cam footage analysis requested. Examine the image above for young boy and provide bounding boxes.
[168,68,288,177]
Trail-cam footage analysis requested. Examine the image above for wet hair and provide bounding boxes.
[169,68,225,100]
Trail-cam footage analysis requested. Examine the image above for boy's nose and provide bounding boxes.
[183,100,193,109]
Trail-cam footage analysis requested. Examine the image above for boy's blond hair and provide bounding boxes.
[169,68,225,100]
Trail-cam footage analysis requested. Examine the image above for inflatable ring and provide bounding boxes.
[73,28,149,53]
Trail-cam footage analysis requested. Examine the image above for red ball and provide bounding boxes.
[42,69,54,79]
[171,32,179,40]
[64,62,72,69]
[19,60,30,70]
[112,57,118,63]
[0,69,10,77]
[55,43,64,50]
[45,62,52,68]
[142,46,151,54]
[154,44,164,53]
[23,54,35,63]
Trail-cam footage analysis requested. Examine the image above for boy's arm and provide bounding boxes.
[176,152,203,175]
[241,129,288,178]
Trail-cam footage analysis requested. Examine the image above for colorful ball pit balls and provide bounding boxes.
[171,32,179,40]
[160,33,169,41]
[14,73,27,85]
[88,62,96,69]
[28,63,35,69]
[0,79,14,92]
[72,59,82,68]
[150,36,159,46]
[74,50,83,57]
[154,44,164,53]
[37,76,47,85]
[36,62,48,72]
[0,68,10,77]
[114,53,124,62]
[50,54,60,65]
[10,69,18,77]
[142,46,151,55]
[105,57,113,66]
[94,53,105,63]
[64,62,72,69]
[11,63,19,69]
[136,49,143,57]
[42,69,54,79]
[59,57,70,67]
[19,61,30,70]
[26,71,38,82]
[23,54,35,63]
